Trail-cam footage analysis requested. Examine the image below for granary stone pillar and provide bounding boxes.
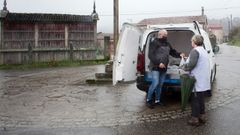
[0,9,8,64]
[0,10,7,47]
[34,23,39,47]
[0,18,2,48]
[0,19,3,64]
[0,0,8,47]
[65,25,69,48]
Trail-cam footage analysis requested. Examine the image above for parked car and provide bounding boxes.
[113,21,218,95]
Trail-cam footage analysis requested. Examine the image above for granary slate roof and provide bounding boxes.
[5,12,93,23]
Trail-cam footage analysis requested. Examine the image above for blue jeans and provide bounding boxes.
[147,70,166,103]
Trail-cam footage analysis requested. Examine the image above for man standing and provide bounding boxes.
[183,35,210,126]
[147,29,184,109]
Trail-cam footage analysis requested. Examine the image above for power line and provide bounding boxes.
[207,6,240,11]
[99,6,240,17]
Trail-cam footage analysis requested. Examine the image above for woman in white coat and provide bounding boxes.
[183,35,210,126]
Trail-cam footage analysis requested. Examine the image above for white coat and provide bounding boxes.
[190,46,211,92]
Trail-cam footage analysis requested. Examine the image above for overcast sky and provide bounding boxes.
[2,0,240,33]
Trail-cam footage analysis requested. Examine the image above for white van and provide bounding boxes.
[113,21,218,95]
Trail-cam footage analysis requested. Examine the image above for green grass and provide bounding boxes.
[0,59,109,70]
[229,39,240,47]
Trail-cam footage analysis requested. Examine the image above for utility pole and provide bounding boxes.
[201,6,204,16]
[113,0,119,56]
[230,14,233,30]
[228,17,231,34]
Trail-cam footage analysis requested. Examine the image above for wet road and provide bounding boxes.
[1,43,240,135]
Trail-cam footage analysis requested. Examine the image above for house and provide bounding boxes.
[137,7,208,30]
[137,15,208,30]
[0,0,99,64]
[208,24,224,44]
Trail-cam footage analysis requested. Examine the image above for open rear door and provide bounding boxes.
[113,23,143,85]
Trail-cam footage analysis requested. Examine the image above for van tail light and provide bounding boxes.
[137,52,145,74]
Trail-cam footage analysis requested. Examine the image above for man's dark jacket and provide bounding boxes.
[148,38,181,72]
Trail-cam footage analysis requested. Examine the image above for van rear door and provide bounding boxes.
[113,23,143,85]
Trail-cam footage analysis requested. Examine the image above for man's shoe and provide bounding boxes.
[155,102,166,106]
[146,101,154,109]
[187,117,200,126]
[199,114,207,123]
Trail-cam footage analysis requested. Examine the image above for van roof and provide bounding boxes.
[146,23,203,31]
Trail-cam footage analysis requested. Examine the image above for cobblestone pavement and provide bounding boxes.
[0,44,240,129]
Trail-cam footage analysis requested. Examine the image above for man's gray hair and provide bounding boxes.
[159,29,168,35]
[191,35,204,46]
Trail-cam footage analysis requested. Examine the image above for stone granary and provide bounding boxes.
[0,0,99,64]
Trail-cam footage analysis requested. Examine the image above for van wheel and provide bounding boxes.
[207,64,217,97]
[206,85,212,97]
[210,64,217,92]
[212,64,217,81]
[207,72,214,97]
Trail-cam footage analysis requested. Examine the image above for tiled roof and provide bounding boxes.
[5,12,93,23]
[208,24,223,29]
[138,15,207,26]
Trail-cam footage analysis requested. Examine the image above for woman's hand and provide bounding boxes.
[180,53,185,58]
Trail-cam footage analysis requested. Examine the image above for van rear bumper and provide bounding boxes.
[136,75,181,92]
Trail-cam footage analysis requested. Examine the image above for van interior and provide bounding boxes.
[144,30,195,71]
